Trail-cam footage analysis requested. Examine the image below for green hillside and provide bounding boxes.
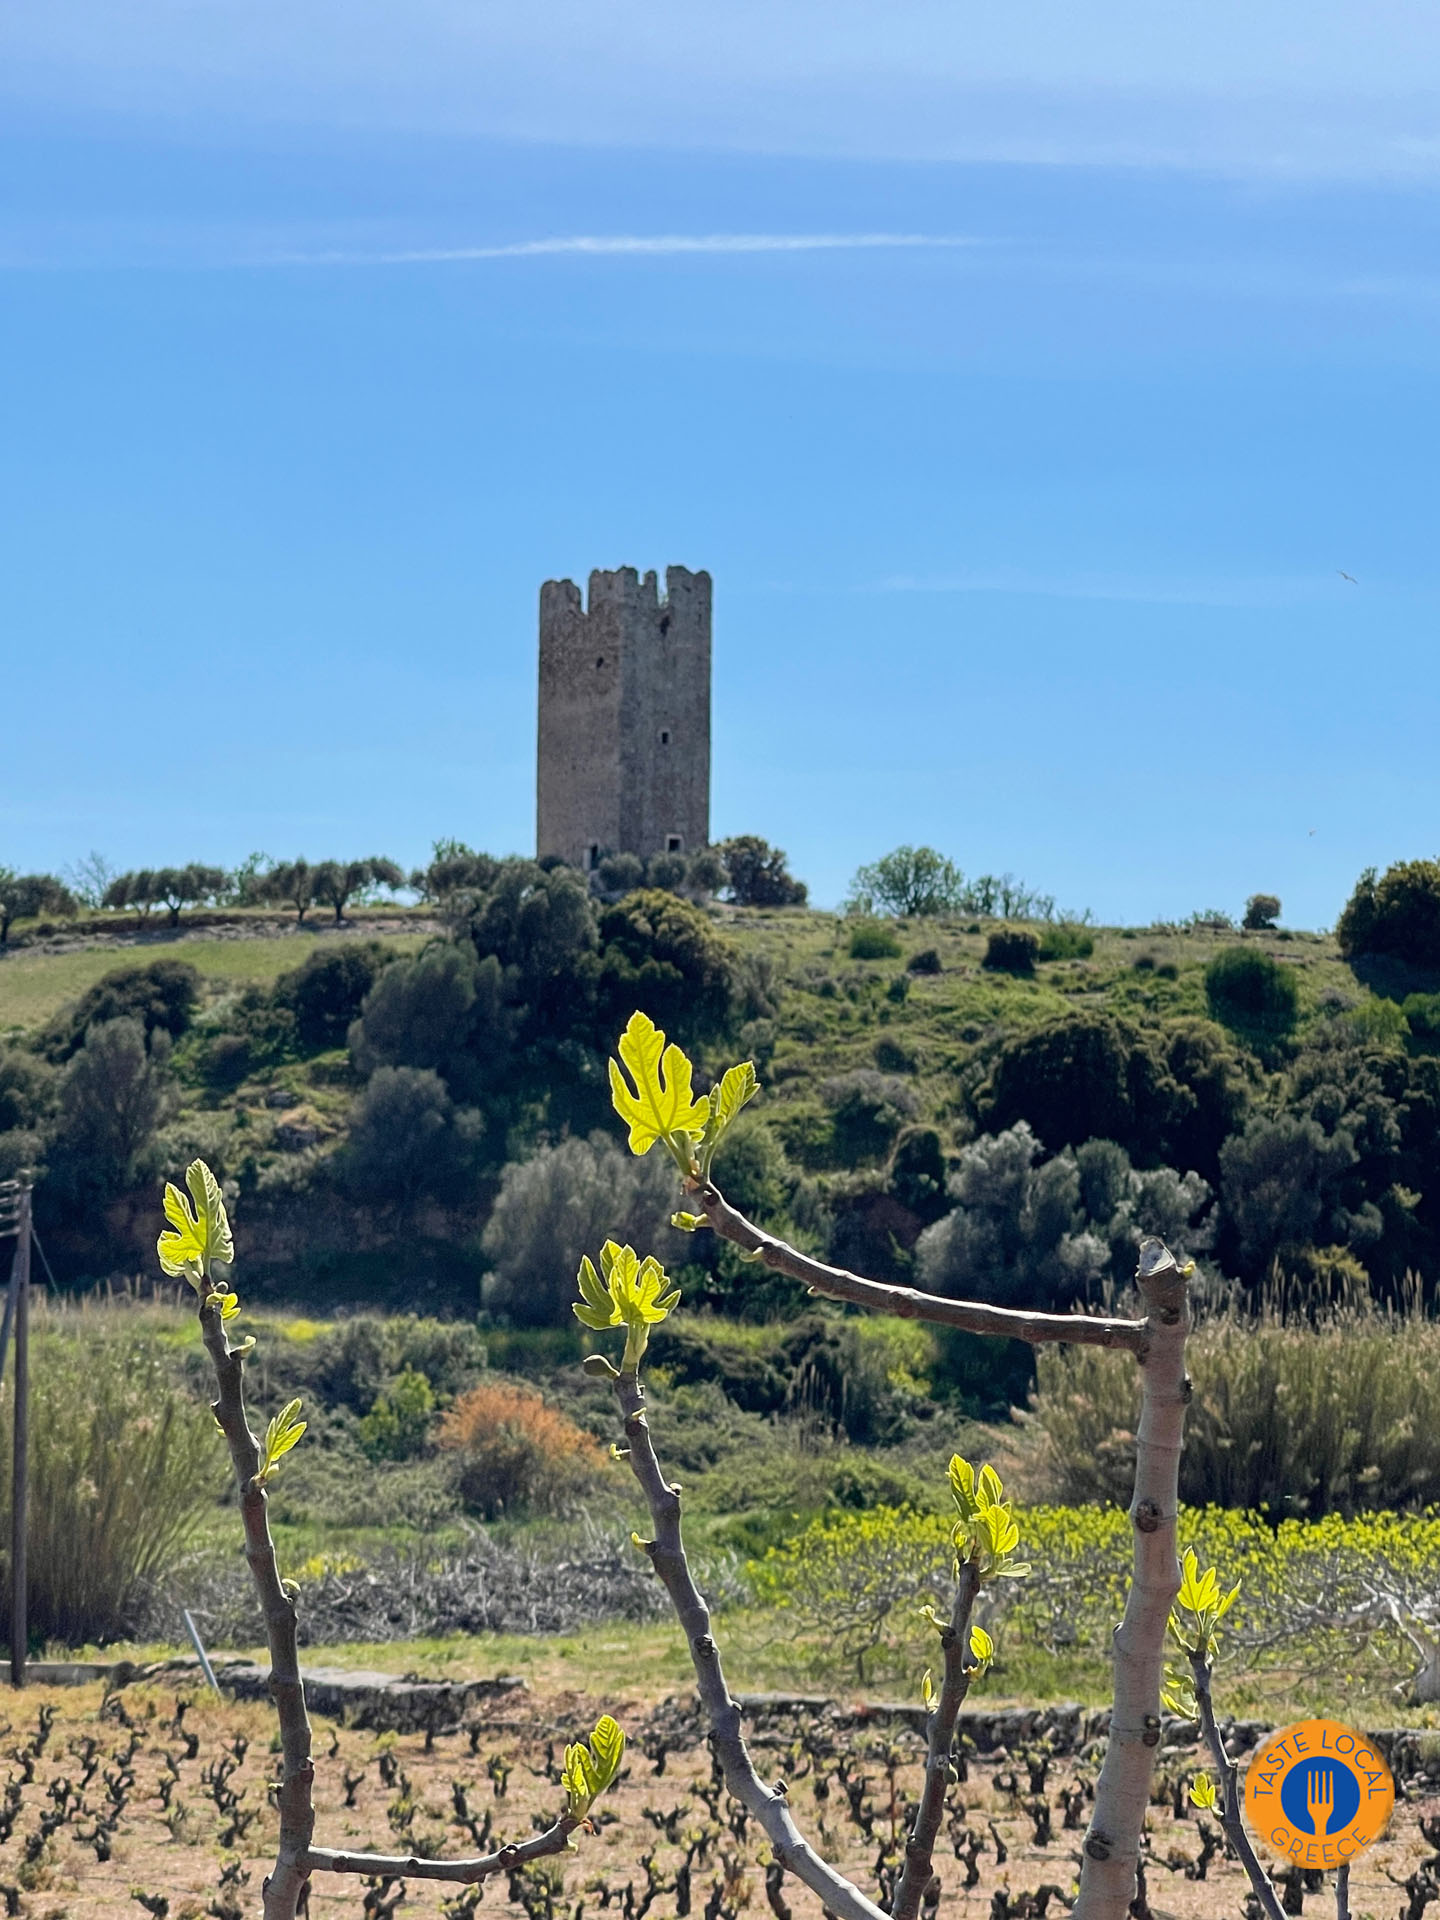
[3,859,1438,1339]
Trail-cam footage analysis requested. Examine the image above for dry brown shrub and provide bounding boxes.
[437,1380,608,1518]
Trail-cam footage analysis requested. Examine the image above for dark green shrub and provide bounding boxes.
[466,859,598,988]
[932,1327,1036,1420]
[1218,1113,1357,1275]
[1160,1019,1254,1181]
[885,973,910,1003]
[203,986,299,1082]
[596,889,739,1043]
[848,920,901,960]
[341,1065,484,1205]
[981,926,1039,974]
[716,835,807,907]
[1204,946,1300,1047]
[1036,923,1094,961]
[275,941,390,1049]
[202,1031,254,1088]
[707,1112,790,1222]
[975,1012,1192,1166]
[1403,992,1440,1040]
[275,1315,487,1413]
[1337,859,1440,969]
[46,958,199,1060]
[1243,893,1281,931]
[649,1314,910,1444]
[873,1034,916,1073]
[350,944,510,1082]
[48,1017,177,1196]
[823,1070,921,1164]
[596,851,645,894]
[644,851,689,892]
[888,1125,947,1222]
[0,1048,52,1133]
[906,946,942,974]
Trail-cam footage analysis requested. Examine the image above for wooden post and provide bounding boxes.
[6,1187,30,1689]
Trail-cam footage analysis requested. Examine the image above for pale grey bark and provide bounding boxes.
[694,1182,1147,1351]
[612,1364,888,1920]
[1070,1238,1190,1920]
[889,1556,981,1920]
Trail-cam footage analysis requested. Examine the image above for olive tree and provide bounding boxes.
[0,868,76,944]
[312,856,406,923]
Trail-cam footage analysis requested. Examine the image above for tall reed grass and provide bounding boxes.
[1030,1274,1440,1515]
[0,1322,219,1646]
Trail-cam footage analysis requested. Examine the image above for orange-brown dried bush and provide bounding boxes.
[437,1380,608,1518]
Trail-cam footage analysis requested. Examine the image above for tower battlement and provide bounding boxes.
[536,565,712,870]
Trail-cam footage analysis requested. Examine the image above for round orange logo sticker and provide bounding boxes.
[1244,1719,1394,1868]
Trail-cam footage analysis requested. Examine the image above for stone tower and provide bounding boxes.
[536,565,711,870]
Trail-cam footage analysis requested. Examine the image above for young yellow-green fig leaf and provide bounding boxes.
[949,1454,978,1517]
[256,1398,307,1486]
[920,1668,935,1711]
[562,1715,627,1821]
[1189,1772,1217,1811]
[949,1454,1029,1583]
[573,1241,681,1371]
[609,1012,710,1169]
[206,1289,241,1321]
[968,1625,994,1673]
[157,1159,233,1288]
[695,1059,760,1178]
[1169,1548,1241,1658]
[1160,1663,1198,1721]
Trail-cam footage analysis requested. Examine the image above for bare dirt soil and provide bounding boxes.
[5,1682,1435,1920]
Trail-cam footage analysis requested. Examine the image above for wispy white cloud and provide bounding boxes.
[271,231,988,267]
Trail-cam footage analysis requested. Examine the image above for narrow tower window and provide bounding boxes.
[666,835,683,853]
[659,729,670,745]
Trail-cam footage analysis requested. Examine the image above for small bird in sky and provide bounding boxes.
[1338,570,1358,583]
[1309,828,1317,836]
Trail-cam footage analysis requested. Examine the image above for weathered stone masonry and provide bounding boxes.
[536,565,711,869]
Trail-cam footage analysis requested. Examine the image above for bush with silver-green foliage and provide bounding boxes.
[917,1122,1212,1310]
[481,1131,685,1325]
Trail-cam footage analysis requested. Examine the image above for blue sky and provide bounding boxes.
[2,4,1438,925]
